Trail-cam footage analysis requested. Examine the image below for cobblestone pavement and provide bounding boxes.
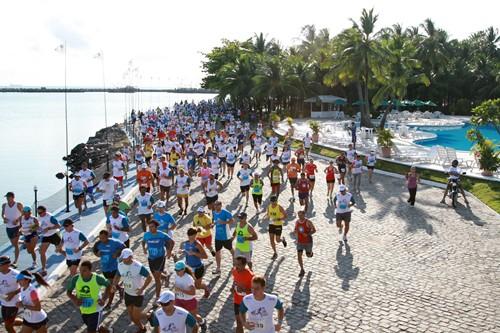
[41,157,500,333]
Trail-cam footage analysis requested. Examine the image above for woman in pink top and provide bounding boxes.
[198,162,211,189]
[405,166,420,206]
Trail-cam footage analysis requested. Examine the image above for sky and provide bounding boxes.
[1,0,498,89]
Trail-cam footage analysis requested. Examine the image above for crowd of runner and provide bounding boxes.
[1,99,464,332]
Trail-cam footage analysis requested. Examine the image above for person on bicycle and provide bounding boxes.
[440,160,469,205]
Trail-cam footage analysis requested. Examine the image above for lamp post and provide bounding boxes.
[56,42,70,213]
[106,150,110,172]
[33,185,38,216]
[95,52,110,171]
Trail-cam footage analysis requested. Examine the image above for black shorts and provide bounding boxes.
[298,192,309,200]
[206,195,218,205]
[327,179,335,184]
[252,194,263,204]
[82,311,102,331]
[145,156,152,164]
[24,233,37,243]
[297,158,305,165]
[215,239,232,252]
[6,226,20,240]
[289,178,298,186]
[23,318,48,330]
[73,193,84,201]
[227,162,235,168]
[219,157,226,163]
[367,166,375,170]
[103,199,111,207]
[139,213,152,220]
[240,185,250,193]
[336,212,352,223]
[160,185,170,192]
[103,270,117,279]
[66,259,81,267]
[41,233,61,246]
[148,256,166,272]
[234,303,241,316]
[124,293,144,307]
[193,265,205,279]
[1,306,18,322]
[268,224,283,236]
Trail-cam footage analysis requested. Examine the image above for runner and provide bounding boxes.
[106,206,131,247]
[334,185,356,243]
[231,256,254,333]
[113,249,152,333]
[336,152,348,185]
[92,230,125,309]
[303,133,312,158]
[351,153,363,194]
[153,201,176,238]
[252,135,262,163]
[175,168,192,216]
[237,163,252,207]
[296,172,311,213]
[79,162,97,209]
[239,276,284,332]
[286,157,301,201]
[250,173,264,212]
[346,144,356,181]
[134,186,154,232]
[158,155,174,202]
[172,261,207,330]
[59,218,89,276]
[148,290,199,333]
[142,220,174,301]
[295,144,306,169]
[107,194,131,216]
[212,201,234,275]
[366,150,377,184]
[16,270,50,333]
[150,153,160,188]
[324,160,337,197]
[203,173,222,211]
[2,192,23,268]
[69,173,87,215]
[304,158,318,195]
[134,144,145,166]
[226,148,237,179]
[37,205,61,276]
[233,212,258,270]
[267,159,283,197]
[112,152,126,193]
[264,196,287,260]
[0,256,21,333]
[67,260,112,333]
[193,208,216,256]
[294,210,316,277]
[179,228,211,297]
[96,172,118,215]
[136,163,154,193]
[18,207,39,270]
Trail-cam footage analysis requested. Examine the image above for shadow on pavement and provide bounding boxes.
[334,243,359,291]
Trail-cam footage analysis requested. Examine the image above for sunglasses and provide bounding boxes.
[159,301,173,306]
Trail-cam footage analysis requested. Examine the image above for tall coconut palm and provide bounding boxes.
[418,19,450,80]
[372,26,430,128]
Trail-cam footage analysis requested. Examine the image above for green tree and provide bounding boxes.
[470,99,500,134]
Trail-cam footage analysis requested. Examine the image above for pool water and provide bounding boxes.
[415,123,499,151]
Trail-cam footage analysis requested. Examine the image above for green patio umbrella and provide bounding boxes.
[352,100,366,106]
[334,99,347,105]
[424,100,438,107]
[413,99,426,107]
[401,99,415,107]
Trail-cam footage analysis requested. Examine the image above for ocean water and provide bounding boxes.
[415,123,500,151]
[0,92,216,206]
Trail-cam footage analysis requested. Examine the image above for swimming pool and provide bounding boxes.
[415,123,499,151]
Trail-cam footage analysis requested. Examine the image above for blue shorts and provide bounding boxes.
[6,226,20,240]
[86,186,94,194]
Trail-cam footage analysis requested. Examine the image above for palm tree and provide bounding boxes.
[217,53,256,109]
[372,25,430,128]
[418,19,450,80]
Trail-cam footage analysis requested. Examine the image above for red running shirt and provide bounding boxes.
[295,219,313,244]
[305,163,317,176]
[326,166,335,181]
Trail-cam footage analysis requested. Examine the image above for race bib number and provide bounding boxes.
[339,203,347,210]
[237,235,245,243]
[66,248,74,255]
[148,247,160,257]
[111,231,121,239]
[81,298,94,308]
[340,168,346,173]
[101,254,111,264]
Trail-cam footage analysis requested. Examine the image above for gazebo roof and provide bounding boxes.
[304,95,347,104]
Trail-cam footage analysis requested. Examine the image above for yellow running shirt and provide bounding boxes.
[267,204,284,226]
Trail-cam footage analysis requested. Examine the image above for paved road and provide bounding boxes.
[41,157,499,333]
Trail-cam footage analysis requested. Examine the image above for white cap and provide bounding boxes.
[339,185,347,191]
[158,290,175,303]
[156,201,166,208]
[141,163,147,169]
[120,248,133,259]
[197,207,204,213]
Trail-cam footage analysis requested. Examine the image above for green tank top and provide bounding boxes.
[235,223,251,252]
[76,273,101,314]
[252,179,263,195]
[271,167,281,184]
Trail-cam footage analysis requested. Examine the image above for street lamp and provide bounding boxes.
[106,150,110,172]
[95,52,110,171]
[33,185,38,216]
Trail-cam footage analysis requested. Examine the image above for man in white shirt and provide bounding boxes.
[97,172,119,215]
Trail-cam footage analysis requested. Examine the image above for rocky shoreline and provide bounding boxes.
[64,124,130,172]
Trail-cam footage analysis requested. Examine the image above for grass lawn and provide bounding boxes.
[276,132,500,213]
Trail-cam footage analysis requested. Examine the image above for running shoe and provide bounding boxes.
[298,269,305,277]
[271,253,278,260]
[212,269,221,275]
[343,235,347,242]
[203,287,211,298]
[282,238,287,247]
[210,250,216,257]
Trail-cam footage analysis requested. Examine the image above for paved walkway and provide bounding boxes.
[39,157,499,332]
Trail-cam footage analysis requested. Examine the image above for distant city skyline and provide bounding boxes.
[1,0,498,88]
